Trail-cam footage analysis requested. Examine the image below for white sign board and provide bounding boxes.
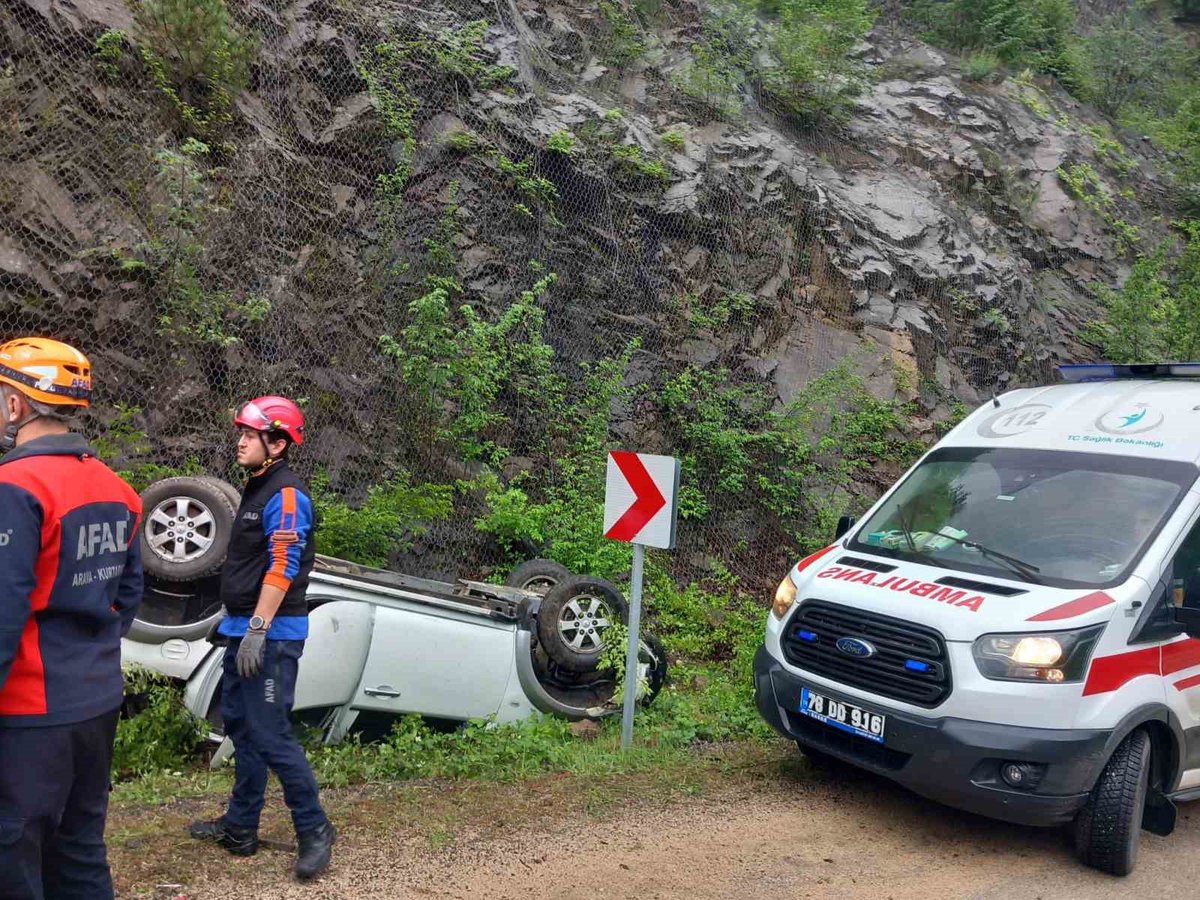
[603,451,680,550]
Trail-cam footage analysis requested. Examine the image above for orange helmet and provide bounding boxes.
[0,337,92,407]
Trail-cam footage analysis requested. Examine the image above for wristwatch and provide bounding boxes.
[248,615,269,631]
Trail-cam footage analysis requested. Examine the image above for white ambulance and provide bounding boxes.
[754,363,1200,876]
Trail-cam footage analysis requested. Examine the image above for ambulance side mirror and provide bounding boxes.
[835,515,856,540]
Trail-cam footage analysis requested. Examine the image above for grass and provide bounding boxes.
[108,739,792,895]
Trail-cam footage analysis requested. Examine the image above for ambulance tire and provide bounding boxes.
[1073,727,1151,876]
[138,477,237,583]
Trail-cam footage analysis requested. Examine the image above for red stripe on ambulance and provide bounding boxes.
[1083,639,1200,696]
[1026,591,1114,622]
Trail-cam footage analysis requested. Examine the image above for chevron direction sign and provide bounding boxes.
[603,451,680,550]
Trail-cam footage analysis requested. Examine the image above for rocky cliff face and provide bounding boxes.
[0,0,1179,576]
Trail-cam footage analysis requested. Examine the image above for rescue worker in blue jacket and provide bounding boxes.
[0,337,143,900]
[189,395,334,880]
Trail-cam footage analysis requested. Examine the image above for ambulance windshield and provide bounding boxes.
[849,447,1198,589]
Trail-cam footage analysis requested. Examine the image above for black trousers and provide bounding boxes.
[0,710,120,900]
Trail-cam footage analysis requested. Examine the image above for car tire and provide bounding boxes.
[537,576,628,673]
[138,477,237,583]
[641,634,668,705]
[1073,728,1151,876]
[505,559,571,596]
[196,475,242,510]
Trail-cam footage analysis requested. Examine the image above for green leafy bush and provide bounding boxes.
[1086,221,1200,362]
[93,29,126,82]
[311,472,453,568]
[546,130,577,155]
[660,362,922,553]
[660,128,686,151]
[754,0,877,120]
[133,0,254,136]
[961,51,1000,82]
[908,0,1076,72]
[600,1,646,65]
[115,667,207,778]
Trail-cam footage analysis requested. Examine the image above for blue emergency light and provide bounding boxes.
[1058,363,1200,383]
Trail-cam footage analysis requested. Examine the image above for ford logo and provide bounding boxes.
[836,637,876,659]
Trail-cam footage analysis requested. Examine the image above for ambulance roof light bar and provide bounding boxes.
[1058,363,1200,383]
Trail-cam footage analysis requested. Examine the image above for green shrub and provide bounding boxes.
[660,128,686,151]
[311,472,454,568]
[908,0,1079,83]
[600,1,645,65]
[1084,222,1200,362]
[611,144,671,184]
[1080,14,1190,117]
[133,0,254,136]
[755,0,877,120]
[546,130,577,155]
[93,29,126,81]
[672,43,745,120]
[114,667,207,778]
[961,51,1000,82]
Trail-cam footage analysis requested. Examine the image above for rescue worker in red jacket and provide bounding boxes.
[0,337,143,900]
[189,396,334,880]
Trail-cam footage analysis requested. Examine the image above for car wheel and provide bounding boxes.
[196,475,242,510]
[505,559,571,596]
[1074,728,1151,876]
[537,576,628,673]
[138,476,236,583]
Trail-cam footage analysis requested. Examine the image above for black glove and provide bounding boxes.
[236,628,267,679]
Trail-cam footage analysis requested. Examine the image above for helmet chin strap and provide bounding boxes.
[0,410,40,453]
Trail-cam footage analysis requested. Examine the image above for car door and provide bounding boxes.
[353,600,517,720]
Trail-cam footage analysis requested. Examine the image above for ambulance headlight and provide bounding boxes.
[772,576,798,619]
[972,626,1104,683]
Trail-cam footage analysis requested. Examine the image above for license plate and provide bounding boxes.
[799,687,886,744]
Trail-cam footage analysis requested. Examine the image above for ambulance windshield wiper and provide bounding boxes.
[925,531,1043,585]
[895,508,1041,584]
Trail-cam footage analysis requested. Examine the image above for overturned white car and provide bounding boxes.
[121,477,666,756]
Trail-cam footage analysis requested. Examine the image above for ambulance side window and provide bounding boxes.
[1131,518,1200,644]
[1172,520,1200,609]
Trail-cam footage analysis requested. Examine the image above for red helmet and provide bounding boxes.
[234,395,305,445]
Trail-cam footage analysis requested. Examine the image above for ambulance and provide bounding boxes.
[754,363,1200,876]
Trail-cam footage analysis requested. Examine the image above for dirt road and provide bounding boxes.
[112,746,1200,899]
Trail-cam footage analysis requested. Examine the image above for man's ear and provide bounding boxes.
[2,389,22,423]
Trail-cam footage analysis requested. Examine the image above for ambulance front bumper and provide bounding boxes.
[754,645,1109,826]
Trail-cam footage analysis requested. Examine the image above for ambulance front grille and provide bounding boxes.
[782,600,951,708]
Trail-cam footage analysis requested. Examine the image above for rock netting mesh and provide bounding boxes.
[1,0,1159,589]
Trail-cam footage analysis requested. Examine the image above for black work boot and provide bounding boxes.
[294,822,336,880]
[188,818,260,857]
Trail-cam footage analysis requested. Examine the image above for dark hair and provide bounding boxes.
[265,429,292,450]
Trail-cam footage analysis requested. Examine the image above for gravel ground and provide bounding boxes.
[111,748,1200,899]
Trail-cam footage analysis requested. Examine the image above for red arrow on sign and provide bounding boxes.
[604,451,667,542]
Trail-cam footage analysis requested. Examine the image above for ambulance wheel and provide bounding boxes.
[139,477,237,583]
[505,559,571,596]
[1073,728,1151,876]
[537,577,628,673]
